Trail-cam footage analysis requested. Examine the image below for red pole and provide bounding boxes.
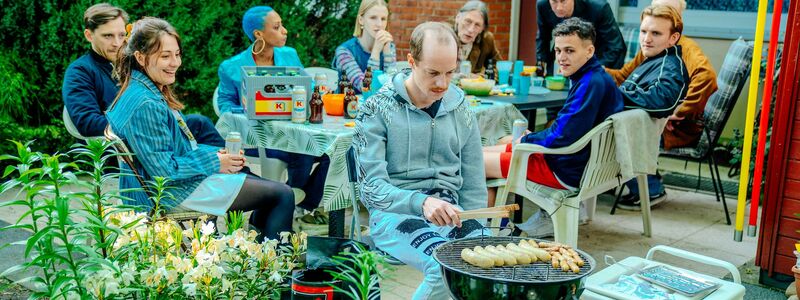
[749,0,783,236]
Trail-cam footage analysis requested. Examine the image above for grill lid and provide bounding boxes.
[433,236,595,284]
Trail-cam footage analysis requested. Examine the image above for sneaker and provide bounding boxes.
[516,210,554,238]
[616,191,667,211]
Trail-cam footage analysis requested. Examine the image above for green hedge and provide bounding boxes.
[0,0,359,157]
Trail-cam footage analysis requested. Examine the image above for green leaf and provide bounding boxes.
[3,165,15,177]
[24,225,54,257]
[0,264,27,277]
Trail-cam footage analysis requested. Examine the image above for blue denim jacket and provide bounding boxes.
[216,44,304,113]
[107,70,220,210]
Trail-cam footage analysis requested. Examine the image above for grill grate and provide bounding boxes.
[433,236,594,283]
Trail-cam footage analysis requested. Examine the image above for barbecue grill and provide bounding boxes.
[433,236,596,300]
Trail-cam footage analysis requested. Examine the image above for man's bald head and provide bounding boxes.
[409,22,459,62]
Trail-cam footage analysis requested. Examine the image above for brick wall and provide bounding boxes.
[388,0,512,59]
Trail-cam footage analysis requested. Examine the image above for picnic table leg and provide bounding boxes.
[328,209,345,238]
[513,195,524,223]
[525,109,538,131]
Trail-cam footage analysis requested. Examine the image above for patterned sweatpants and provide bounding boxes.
[368,189,489,300]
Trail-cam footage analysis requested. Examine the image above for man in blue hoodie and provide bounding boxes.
[353,22,487,300]
[62,3,223,146]
[484,18,623,203]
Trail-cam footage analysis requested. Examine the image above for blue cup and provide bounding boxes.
[518,75,531,95]
[497,60,513,85]
[512,76,520,93]
[513,60,524,77]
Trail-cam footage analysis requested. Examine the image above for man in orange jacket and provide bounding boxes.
[607,0,717,210]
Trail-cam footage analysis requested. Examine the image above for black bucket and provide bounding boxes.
[291,269,341,300]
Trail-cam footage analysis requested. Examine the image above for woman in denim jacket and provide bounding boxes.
[107,17,294,240]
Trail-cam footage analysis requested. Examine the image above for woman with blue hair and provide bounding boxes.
[216,6,331,215]
[217,6,302,114]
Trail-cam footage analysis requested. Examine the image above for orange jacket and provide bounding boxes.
[607,37,717,149]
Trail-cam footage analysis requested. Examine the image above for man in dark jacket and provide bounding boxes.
[537,0,626,74]
[63,3,223,146]
[485,18,623,214]
[616,4,690,209]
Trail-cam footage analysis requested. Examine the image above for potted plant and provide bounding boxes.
[325,243,393,300]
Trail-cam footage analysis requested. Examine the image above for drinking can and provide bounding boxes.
[512,119,528,145]
[314,73,328,94]
[225,132,242,157]
[292,86,307,123]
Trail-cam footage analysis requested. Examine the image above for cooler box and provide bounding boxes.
[583,245,745,300]
[239,66,313,120]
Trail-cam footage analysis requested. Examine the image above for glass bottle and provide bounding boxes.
[343,87,358,119]
[485,58,496,81]
[338,70,348,94]
[363,66,372,93]
[309,86,324,124]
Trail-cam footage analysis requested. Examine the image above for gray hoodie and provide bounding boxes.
[352,71,488,216]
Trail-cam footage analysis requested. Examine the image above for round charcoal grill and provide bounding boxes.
[433,236,596,300]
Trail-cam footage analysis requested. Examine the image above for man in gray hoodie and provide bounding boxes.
[353,22,488,300]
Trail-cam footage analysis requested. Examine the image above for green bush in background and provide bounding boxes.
[0,0,359,160]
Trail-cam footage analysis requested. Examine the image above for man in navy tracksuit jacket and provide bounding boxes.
[616,4,690,209]
[63,3,222,146]
[485,18,623,206]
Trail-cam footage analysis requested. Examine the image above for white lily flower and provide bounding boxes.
[201,221,216,237]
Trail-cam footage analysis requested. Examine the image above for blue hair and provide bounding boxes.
[242,6,274,42]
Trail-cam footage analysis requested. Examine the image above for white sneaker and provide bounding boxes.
[516,210,554,238]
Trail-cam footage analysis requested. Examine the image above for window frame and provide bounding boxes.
[617,0,788,42]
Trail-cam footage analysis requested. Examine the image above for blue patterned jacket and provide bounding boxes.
[107,70,220,210]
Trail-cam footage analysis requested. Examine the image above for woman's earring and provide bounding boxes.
[252,37,266,55]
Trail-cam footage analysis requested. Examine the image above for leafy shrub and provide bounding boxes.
[0,139,308,299]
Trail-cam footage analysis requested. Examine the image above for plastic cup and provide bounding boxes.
[497,60,513,85]
[513,60,524,77]
[518,75,531,95]
[533,76,544,87]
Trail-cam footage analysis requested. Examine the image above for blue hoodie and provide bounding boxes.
[352,71,488,216]
[521,56,623,188]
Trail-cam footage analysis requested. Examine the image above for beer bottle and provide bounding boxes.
[363,66,372,93]
[338,70,348,94]
[309,86,324,124]
[344,88,358,119]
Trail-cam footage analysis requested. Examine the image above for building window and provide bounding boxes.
[617,0,787,40]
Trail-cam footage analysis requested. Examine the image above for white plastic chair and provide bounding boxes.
[212,85,221,117]
[63,107,96,140]
[490,120,652,247]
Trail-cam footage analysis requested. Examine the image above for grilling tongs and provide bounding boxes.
[457,204,520,220]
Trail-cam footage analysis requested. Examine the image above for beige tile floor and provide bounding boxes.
[0,156,756,299]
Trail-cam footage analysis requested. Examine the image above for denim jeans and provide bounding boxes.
[624,174,664,198]
[185,114,225,147]
[243,148,331,211]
